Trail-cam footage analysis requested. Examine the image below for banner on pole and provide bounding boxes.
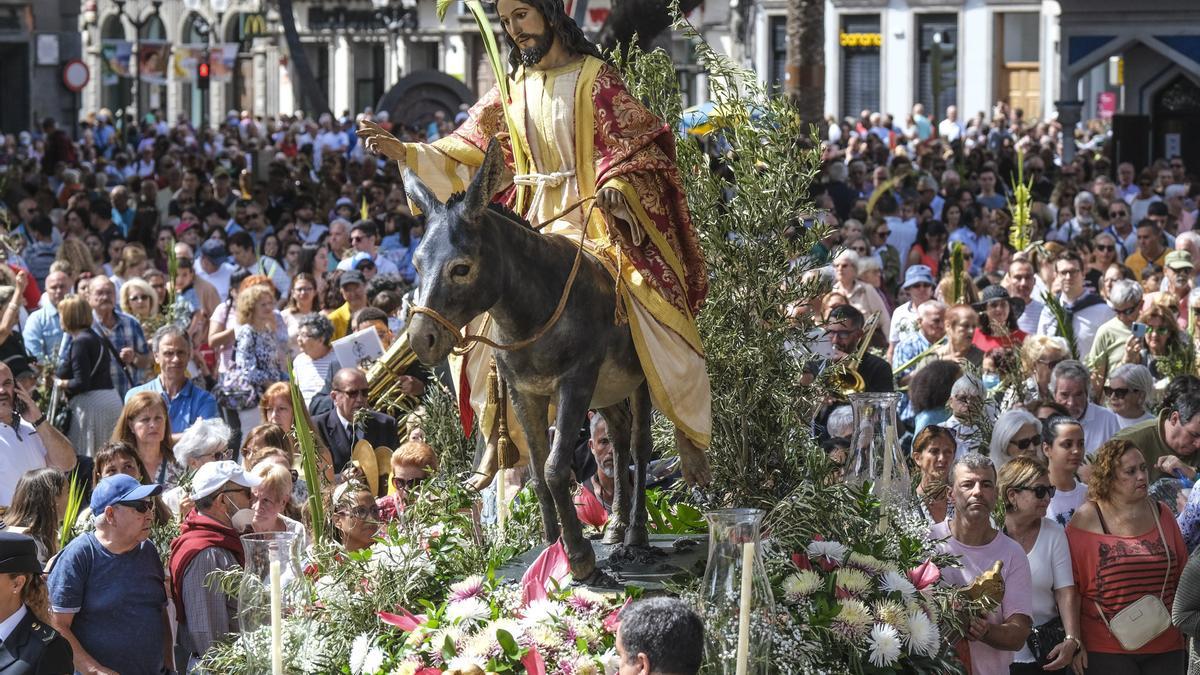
[138,40,171,84]
[100,39,132,83]
[210,43,239,82]
[172,44,208,82]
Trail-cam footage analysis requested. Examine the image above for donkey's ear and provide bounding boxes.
[402,168,440,217]
[462,139,508,220]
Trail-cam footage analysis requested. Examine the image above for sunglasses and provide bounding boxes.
[1104,386,1136,398]
[1110,211,1128,218]
[117,499,154,513]
[341,505,381,520]
[1114,304,1139,317]
[129,295,152,302]
[877,230,892,238]
[219,487,252,499]
[1013,485,1056,500]
[1095,244,1115,252]
[177,258,194,267]
[1010,435,1042,450]
[391,475,426,490]
[336,387,370,399]
[1038,357,1065,368]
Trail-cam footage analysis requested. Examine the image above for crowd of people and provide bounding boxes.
[807,101,1200,674]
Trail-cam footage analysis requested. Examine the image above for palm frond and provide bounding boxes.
[1006,148,1033,251]
[1041,291,1079,360]
[287,360,326,543]
[950,242,965,305]
[57,468,86,552]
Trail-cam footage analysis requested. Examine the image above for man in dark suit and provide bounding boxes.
[314,367,399,471]
[0,531,74,674]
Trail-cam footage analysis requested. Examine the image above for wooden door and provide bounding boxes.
[1000,61,1040,119]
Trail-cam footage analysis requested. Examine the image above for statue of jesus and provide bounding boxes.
[358,0,711,484]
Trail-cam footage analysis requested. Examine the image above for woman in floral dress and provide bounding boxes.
[229,284,288,434]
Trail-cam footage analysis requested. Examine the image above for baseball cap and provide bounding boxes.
[175,219,200,237]
[90,474,163,514]
[350,251,375,270]
[1166,250,1194,270]
[190,460,263,500]
[340,270,365,287]
[902,264,935,289]
[200,240,229,265]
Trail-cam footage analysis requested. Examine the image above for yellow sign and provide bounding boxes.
[841,32,882,48]
[241,13,267,39]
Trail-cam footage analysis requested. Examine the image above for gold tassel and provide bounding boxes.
[489,358,519,469]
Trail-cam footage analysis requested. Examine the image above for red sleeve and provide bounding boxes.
[11,264,41,310]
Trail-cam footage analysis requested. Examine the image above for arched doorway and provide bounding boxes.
[137,15,167,122]
[181,13,209,127]
[100,15,131,116]
[1153,75,1200,168]
[375,71,477,135]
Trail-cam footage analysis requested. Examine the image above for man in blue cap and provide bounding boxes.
[0,531,74,672]
[49,475,170,675]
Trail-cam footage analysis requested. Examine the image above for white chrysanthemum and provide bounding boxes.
[832,599,872,639]
[481,618,524,643]
[879,570,917,601]
[445,655,487,671]
[807,539,848,562]
[349,634,373,674]
[446,596,491,625]
[426,626,464,655]
[567,587,606,613]
[905,609,940,656]
[361,646,386,675]
[462,630,497,659]
[873,599,907,631]
[848,552,887,572]
[449,575,486,602]
[868,623,903,667]
[835,568,872,595]
[781,569,822,601]
[526,622,564,650]
[523,598,567,626]
[598,649,621,673]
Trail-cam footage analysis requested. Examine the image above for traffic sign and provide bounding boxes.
[62,59,89,92]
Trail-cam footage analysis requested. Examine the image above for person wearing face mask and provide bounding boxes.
[168,460,261,667]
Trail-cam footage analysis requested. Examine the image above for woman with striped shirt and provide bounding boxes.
[1066,438,1187,673]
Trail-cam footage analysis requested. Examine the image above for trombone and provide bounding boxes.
[825,311,880,397]
[892,336,948,389]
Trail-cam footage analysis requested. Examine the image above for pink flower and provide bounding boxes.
[603,597,632,634]
[378,606,426,632]
[574,486,609,528]
[521,646,546,675]
[791,552,812,571]
[521,539,571,606]
[908,560,940,590]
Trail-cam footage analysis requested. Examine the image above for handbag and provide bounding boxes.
[1093,500,1174,651]
[1025,615,1066,665]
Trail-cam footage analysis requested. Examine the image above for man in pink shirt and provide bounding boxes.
[930,453,1033,675]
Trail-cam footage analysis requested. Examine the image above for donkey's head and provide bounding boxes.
[404,140,510,365]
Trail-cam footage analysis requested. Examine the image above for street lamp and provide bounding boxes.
[112,0,163,130]
[182,0,229,130]
[371,0,418,33]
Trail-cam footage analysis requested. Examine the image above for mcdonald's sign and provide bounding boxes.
[238,13,267,40]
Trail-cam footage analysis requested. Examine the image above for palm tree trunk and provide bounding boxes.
[277,0,331,118]
[785,0,824,137]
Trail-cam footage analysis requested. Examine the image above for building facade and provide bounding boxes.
[0,0,84,134]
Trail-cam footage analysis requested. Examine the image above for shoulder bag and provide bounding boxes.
[1093,500,1174,651]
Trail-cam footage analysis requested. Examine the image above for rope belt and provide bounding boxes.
[512,170,576,228]
[409,197,598,354]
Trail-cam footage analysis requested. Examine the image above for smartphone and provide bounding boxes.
[1132,322,1149,339]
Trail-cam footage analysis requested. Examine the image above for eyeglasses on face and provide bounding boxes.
[336,387,370,399]
[219,487,252,499]
[1114,304,1139,317]
[117,499,153,513]
[1012,485,1056,500]
[340,505,380,520]
[1009,435,1042,450]
[391,475,426,490]
[1095,244,1115,252]
[1037,357,1065,369]
[1104,386,1137,398]
[129,295,152,302]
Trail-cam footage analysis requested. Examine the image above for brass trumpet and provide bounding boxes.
[366,330,420,416]
[825,312,880,397]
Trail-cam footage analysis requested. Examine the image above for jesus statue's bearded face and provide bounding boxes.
[498,0,555,66]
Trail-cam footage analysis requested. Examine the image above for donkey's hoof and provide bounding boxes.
[601,525,627,546]
[608,543,666,565]
[572,567,620,589]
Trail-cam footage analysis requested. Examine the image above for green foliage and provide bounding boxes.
[416,382,477,479]
[645,488,706,534]
[614,21,825,509]
[950,242,965,305]
[57,468,86,552]
[287,359,327,543]
[1041,290,1079,360]
[1007,149,1033,251]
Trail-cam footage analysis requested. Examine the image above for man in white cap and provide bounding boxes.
[168,460,262,667]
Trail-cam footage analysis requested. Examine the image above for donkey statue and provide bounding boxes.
[404,140,683,582]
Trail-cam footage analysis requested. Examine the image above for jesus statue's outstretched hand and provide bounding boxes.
[357,120,407,168]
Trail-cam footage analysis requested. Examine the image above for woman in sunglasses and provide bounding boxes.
[989,409,1043,475]
[331,481,380,552]
[377,441,439,522]
[250,461,307,552]
[1042,415,1088,527]
[1086,233,1120,293]
[1105,364,1155,429]
[1127,304,1192,381]
[998,456,1085,674]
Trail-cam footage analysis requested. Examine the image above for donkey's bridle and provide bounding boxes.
[409,196,598,354]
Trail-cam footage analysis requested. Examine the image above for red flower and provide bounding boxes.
[791,552,812,570]
[574,486,609,528]
[603,597,633,634]
[378,606,426,632]
[521,647,546,675]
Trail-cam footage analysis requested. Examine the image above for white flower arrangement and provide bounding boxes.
[867,622,902,667]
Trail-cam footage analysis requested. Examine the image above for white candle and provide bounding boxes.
[496,468,507,532]
[735,541,755,675]
[270,558,283,675]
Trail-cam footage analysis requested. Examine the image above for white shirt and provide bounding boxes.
[1080,403,1121,455]
[1036,293,1115,358]
[1016,296,1043,335]
[294,351,338,407]
[196,260,236,300]
[1048,479,1087,527]
[889,301,920,346]
[0,419,49,507]
[1117,411,1155,429]
[1012,519,1074,664]
[939,118,964,142]
[337,251,401,278]
[0,604,28,643]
